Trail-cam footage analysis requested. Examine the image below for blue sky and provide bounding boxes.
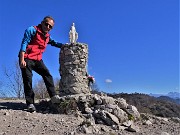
[0,0,179,94]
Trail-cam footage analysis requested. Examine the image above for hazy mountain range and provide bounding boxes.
[149,92,180,99]
[149,92,180,104]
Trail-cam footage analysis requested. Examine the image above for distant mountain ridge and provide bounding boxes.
[149,92,180,99]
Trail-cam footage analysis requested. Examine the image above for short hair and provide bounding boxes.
[43,16,55,23]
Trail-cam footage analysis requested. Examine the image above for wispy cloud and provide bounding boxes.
[105,79,112,83]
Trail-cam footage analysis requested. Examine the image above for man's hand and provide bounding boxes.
[20,60,26,68]
[19,51,26,68]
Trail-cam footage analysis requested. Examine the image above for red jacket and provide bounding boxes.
[24,25,50,61]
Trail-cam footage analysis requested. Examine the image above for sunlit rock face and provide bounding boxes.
[59,43,90,96]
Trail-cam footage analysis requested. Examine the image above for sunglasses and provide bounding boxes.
[44,22,53,29]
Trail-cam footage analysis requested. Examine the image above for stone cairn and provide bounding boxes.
[59,43,90,96]
[44,42,141,134]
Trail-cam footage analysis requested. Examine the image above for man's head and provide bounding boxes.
[41,16,55,34]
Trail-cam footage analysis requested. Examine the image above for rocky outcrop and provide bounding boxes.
[51,93,141,134]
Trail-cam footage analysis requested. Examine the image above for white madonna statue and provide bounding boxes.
[69,23,78,44]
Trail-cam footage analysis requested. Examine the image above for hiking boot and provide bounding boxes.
[27,104,36,112]
[51,95,61,103]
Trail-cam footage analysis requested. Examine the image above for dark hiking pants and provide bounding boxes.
[20,59,56,105]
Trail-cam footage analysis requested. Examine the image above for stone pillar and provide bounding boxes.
[59,43,90,96]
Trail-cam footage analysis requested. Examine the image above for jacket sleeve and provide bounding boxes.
[48,36,63,48]
[20,26,36,52]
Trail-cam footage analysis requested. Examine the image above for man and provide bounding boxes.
[19,16,62,112]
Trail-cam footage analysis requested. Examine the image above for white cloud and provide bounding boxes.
[105,79,112,83]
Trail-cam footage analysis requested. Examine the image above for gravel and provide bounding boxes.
[0,99,179,135]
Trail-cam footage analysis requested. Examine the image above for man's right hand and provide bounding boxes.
[20,60,26,68]
[19,51,26,68]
